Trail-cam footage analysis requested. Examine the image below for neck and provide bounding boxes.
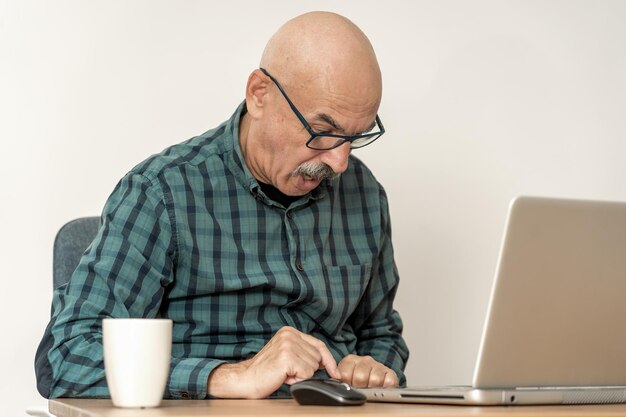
[238,113,271,185]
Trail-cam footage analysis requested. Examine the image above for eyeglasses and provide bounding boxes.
[259,68,385,151]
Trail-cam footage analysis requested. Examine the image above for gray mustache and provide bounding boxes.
[292,162,338,181]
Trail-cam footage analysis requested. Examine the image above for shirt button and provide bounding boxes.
[296,263,304,272]
[286,211,293,219]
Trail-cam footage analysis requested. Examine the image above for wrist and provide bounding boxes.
[207,361,252,398]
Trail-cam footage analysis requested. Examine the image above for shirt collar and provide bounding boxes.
[224,101,331,206]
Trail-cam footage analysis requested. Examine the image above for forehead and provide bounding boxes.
[293,76,380,133]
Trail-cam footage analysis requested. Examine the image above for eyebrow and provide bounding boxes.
[364,120,377,132]
[313,114,377,135]
[314,113,345,133]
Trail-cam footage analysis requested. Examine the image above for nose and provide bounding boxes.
[320,142,351,175]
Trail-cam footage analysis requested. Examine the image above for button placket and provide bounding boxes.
[285,209,304,274]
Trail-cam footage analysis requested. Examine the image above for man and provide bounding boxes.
[35,11,409,400]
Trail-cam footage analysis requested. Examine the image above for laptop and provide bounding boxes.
[361,196,626,405]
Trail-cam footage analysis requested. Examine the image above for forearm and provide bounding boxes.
[350,257,409,384]
[206,326,341,399]
[39,323,228,399]
[351,185,409,385]
[36,297,109,398]
[35,172,177,398]
[167,357,227,399]
[354,309,409,385]
[38,296,227,400]
[206,361,252,398]
[351,249,408,378]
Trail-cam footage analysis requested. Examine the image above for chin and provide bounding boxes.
[277,180,305,197]
[284,188,307,197]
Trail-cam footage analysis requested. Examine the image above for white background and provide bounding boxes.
[2,1,626,415]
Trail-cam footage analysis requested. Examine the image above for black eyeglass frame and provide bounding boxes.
[259,68,385,151]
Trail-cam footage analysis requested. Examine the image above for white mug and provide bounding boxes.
[102,318,172,408]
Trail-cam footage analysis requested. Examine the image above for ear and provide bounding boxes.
[245,69,270,120]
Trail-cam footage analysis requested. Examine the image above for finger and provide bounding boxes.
[299,332,340,379]
[320,351,340,380]
[337,356,357,385]
[272,327,327,370]
[283,345,329,380]
[383,371,399,388]
[284,376,301,385]
[283,366,316,386]
[250,328,323,386]
[278,348,326,386]
[367,367,388,388]
[351,359,374,388]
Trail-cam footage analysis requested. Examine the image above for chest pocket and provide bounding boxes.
[302,263,371,336]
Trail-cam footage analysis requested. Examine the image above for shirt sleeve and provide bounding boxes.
[348,185,410,386]
[34,172,222,399]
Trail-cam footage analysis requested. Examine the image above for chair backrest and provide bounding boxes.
[53,217,100,289]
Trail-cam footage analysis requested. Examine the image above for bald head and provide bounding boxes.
[239,12,383,196]
[260,12,382,107]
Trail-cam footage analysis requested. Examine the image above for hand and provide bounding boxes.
[337,354,398,388]
[207,326,341,398]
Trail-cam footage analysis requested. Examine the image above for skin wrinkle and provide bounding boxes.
[239,11,383,197]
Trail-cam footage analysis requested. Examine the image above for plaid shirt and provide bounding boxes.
[35,102,408,399]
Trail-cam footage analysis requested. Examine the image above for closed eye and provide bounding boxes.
[311,128,333,135]
[314,113,345,134]
[361,121,377,134]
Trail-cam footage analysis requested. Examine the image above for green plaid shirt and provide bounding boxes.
[35,102,408,399]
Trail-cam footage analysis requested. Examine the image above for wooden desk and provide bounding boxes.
[49,398,626,417]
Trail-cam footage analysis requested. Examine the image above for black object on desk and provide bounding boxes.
[290,379,366,406]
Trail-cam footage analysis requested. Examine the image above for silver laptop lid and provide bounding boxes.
[474,196,626,388]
